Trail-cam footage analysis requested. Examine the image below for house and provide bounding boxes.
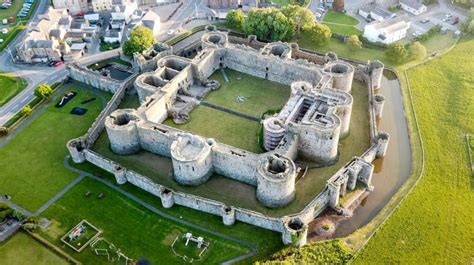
[399,0,427,15]
[140,10,160,36]
[52,0,88,15]
[363,16,411,44]
[104,21,124,43]
[16,39,62,63]
[359,6,395,22]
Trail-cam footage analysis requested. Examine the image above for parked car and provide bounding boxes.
[167,29,175,35]
[420,19,430,24]
[54,61,64,67]
[2,19,7,25]
[451,17,459,25]
[8,16,14,23]
[1,28,8,34]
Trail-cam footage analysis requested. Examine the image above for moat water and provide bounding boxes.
[334,70,412,237]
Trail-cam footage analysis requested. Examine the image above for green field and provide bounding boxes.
[0,73,27,106]
[39,177,249,264]
[205,69,290,118]
[355,38,474,263]
[0,83,110,212]
[70,160,284,263]
[323,11,359,26]
[322,11,361,36]
[0,232,68,265]
[165,105,262,153]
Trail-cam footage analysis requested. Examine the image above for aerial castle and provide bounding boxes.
[67,26,389,246]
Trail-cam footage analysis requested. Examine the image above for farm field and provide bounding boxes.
[0,73,26,106]
[0,232,68,265]
[354,38,474,263]
[0,83,110,212]
[38,177,249,264]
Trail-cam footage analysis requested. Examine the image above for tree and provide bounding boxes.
[346,35,362,50]
[281,5,315,37]
[123,26,155,56]
[34,83,53,99]
[243,8,295,41]
[226,9,245,30]
[20,105,32,117]
[308,23,332,46]
[385,43,408,63]
[409,41,427,60]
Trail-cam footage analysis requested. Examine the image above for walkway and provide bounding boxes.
[62,156,258,264]
[200,101,261,123]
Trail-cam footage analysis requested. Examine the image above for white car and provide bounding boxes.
[0,39,3,43]
[2,28,8,34]
[167,29,175,35]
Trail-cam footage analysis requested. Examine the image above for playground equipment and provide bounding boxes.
[55,92,77,108]
[60,220,102,252]
[91,237,133,265]
[171,233,210,263]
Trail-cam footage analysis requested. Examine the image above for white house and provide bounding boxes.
[358,6,395,22]
[140,10,160,36]
[400,0,427,15]
[363,16,411,44]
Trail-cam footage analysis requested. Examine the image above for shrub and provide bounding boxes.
[23,223,38,231]
[0,208,13,221]
[243,8,295,41]
[226,9,245,30]
[385,43,408,63]
[409,41,427,60]
[309,23,332,46]
[0,202,8,211]
[0,126,8,136]
[123,26,155,56]
[34,83,53,99]
[20,105,32,117]
[346,35,362,50]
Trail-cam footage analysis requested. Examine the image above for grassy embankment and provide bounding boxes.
[353,38,474,264]
[0,73,27,106]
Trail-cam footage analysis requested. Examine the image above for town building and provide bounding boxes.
[399,0,427,15]
[140,10,160,36]
[358,5,396,22]
[363,16,411,44]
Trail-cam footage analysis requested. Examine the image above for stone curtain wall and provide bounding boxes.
[67,63,122,93]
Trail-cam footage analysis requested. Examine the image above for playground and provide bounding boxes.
[171,233,210,263]
[60,220,102,252]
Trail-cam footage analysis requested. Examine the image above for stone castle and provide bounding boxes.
[67,26,389,246]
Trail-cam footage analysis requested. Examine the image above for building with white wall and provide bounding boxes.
[400,0,427,15]
[363,16,411,44]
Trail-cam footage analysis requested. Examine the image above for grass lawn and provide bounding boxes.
[0,232,68,265]
[39,177,249,264]
[0,24,24,52]
[323,23,362,36]
[205,69,290,118]
[164,105,263,153]
[0,73,27,106]
[69,160,284,263]
[354,38,474,263]
[323,11,359,26]
[0,83,111,212]
[87,57,131,70]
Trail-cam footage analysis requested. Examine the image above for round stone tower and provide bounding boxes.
[171,134,213,186]
[221,206,236,226]
[329,62,354,93]
[263,117,286,151]
[67,138,86,163]
[369,61,384,90]
[256,154,296,208]
[112,165,127,184]
[105,109,141,155]
[373,94,385,119]
[159,187,175,208]
[375,131,390,158]
[201,31,228,49]
[282,217,308,247]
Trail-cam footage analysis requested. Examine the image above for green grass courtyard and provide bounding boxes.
[0,73,27,106]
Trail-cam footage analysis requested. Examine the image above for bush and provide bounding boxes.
[0,202,8,211]
[0,208,13,221]
[226,9,245,30]
[308,23,332,46]
[23,223,38,231]
[243,8,295,41]
[346,35,362,50]
[409,41,427,60]
[123,26,155,56]
[34,83,53,99]
[0,126,8,136]
[385,43,408,63]
[20,105,32,117]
